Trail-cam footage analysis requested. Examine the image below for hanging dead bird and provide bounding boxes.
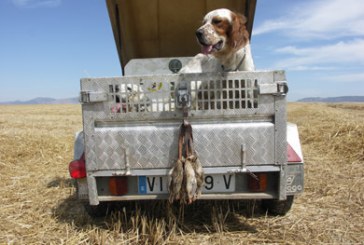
[168,157,184,203]
[187,154,204,201]
[168,124,185,203]
[184,122,204,203]
[184,157,197,204]
[169,121,204,204]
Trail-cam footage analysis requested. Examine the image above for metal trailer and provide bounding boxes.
[69,0,304,217]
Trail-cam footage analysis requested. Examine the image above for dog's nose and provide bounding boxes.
[195,29,204,39]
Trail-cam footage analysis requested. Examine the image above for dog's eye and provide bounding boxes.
[212,18,222,25]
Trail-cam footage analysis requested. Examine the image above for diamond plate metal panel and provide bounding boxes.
[193,122,274,166]
[274,71,288,167]
[86,122,274,170]
[88,125,178,170]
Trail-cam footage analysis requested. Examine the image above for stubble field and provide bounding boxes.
[0,103,363,244]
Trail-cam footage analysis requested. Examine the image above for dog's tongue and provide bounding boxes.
[201,45,213,55]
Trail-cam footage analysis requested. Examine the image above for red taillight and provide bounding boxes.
[109,177,128,195]
[287,144,302,163]
[248,173,267,192]
[69,153,86,179]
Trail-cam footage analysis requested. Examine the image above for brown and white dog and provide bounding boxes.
[181,8,255,72]
[114,9,254,113]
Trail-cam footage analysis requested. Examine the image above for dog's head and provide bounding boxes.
[196,8,249,57]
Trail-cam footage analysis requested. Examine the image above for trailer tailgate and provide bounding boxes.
[80,71,287,172]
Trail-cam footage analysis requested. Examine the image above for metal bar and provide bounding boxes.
[89,165,281,177]
[98,192,276,202]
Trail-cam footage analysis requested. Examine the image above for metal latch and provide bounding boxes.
[176,81,191,109]
[80,91,108,103]
[259,81,288,95]
[277,81,289,95]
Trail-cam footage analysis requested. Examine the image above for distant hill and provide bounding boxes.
[0,97,79,105]
[297,96,364,103]
[2,96,364,105]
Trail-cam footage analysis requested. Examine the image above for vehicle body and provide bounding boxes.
[69,0,304,216]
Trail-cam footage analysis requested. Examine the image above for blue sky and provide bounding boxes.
[0,0,363,102]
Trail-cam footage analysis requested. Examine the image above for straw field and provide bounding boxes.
[0,103,363,244]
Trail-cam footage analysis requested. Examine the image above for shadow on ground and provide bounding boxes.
[52,184,268,235]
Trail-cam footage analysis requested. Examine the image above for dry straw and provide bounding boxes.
[0,103,363,244]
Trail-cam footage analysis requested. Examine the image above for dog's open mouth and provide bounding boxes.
[201,40,223,55]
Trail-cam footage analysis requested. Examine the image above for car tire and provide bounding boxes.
[84,202,110,218]
[261,196,294,216]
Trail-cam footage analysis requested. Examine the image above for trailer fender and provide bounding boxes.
[73,131,84,160]
[71,131,89,200]
[286,123,304,195]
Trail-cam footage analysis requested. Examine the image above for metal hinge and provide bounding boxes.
[259,81,288,96]
[79,91,108,103]
[277,81,289,95]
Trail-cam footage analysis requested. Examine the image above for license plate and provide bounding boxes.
[138,174,235,194]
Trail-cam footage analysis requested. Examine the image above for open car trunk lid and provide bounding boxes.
[106,0,257,73]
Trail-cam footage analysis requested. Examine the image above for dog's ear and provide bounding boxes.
[229,12,249,49]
